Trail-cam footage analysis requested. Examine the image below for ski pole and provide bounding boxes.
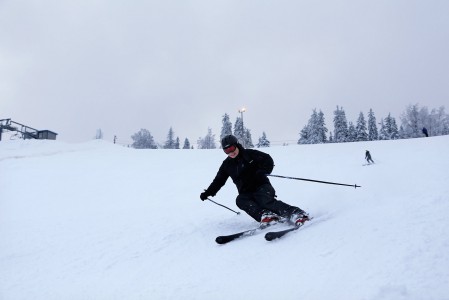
[206,198,241,215]
[268,174,361,189]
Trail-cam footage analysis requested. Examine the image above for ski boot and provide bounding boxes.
[260,210,280,226]
[289,209,310,227]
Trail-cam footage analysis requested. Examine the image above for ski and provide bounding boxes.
[215,226,264,244]
[265,217,314,241]
[264,225,302,241]
[216,216,320,244]
[215,221,281,244]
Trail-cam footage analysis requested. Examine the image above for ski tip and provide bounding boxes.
[215,236,226,244]
[264,232,277,241]
[216,236,233,244]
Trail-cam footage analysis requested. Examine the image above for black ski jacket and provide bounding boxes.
[205,146,274,195]
[365,151,372,159]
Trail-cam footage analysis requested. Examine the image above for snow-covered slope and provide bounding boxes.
[1,136,448,300]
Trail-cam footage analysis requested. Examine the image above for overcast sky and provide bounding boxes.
[1,0,448,146]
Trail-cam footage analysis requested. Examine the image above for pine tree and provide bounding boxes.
[244,129,254,148]
[384,113,399,140]
[347,122,357,142]
[298,109,327,144]
[164,127,176,149]
[233,117,245,145]
[398,125,407,139]
[308,110,321,144]
[378,119,387,140]
[257,132,270,147]
[182,138,191,149]
[131,129,157,149]
[197,128,216,149]
[316,110,328,143]
[298,125,310,144]
[391,117,399,139]
[368,109,378,141]
[355,112,368,141]
[220,113,233,140]
[333,106,349,143]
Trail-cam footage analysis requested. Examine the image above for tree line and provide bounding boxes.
[130,103,449,149]
[299,104,449,145]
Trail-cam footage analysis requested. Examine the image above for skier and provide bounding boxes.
[365,150,375,164]
[422,127,429,137]
[200,135,309,227]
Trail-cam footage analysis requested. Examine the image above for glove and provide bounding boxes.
[256,169,270,178]
[200,191,210,201]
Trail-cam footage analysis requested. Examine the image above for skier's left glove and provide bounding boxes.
[200,191,210,201]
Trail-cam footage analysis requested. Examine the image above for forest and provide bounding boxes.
[130,103,449,149]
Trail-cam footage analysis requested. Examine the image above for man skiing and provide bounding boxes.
[365,150,375,164]
[422,127,429,137]
[200,135,309,227]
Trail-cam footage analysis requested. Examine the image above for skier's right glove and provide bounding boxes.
[200,191,210,201]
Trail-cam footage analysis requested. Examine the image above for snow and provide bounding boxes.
[1,136,449,300]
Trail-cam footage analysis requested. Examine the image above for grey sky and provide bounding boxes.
[1,0,448,146]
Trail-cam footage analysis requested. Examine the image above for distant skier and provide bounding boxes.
[422,127,429,137]
[200,135,309,227]
[365,150,375,164]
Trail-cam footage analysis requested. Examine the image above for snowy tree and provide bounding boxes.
[244,129,254,148]
[131,129,157,149]
[298,109,327,144]
[182,138,191,149]
[164,127,177,149]
[401,104,420,138]
[368,109,379,141]
[421,106,449,137]
[442,121,449,135]
[220,113,233,140]
[197,128,216,149]
[298,125,310,144]
[438,107,449,135]
[430,106,449,136]
[378,119,387,140]
[347,122,357,142]
[257,132,270,147]
[95,129,103,139]
[398,125,407,139]
[333,106,349,143]
[233,117,245,145]
[400,104,449,138]
[174,137,180,149]
[310,109,328,144]
[355,112,368,141]
[384,113,399,140]
[316,110,328,143]
[232,114,254,147]
[299,110,317,144]
[429,107,443,136]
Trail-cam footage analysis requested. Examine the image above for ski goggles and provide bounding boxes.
[223,145,237,154]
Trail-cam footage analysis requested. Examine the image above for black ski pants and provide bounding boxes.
[235,184,299,222]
